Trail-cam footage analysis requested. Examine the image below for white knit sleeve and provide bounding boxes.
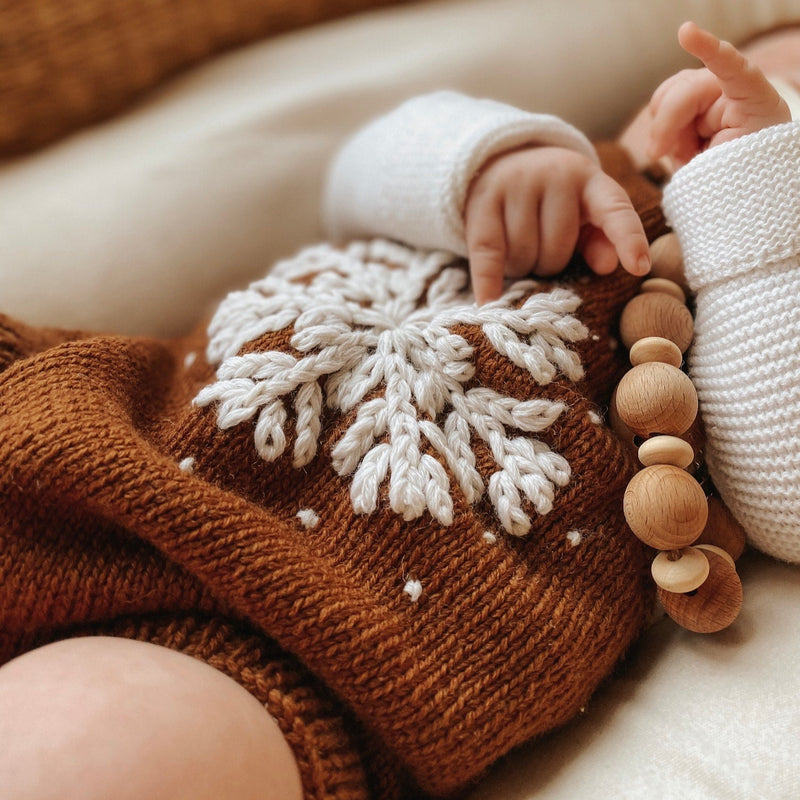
[322,91,598,256]
[662,122,800,563]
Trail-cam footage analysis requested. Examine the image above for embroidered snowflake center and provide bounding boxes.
[195,240,589,536]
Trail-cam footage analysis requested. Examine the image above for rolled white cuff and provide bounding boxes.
[662,121,800,293]
[323,91,598,256]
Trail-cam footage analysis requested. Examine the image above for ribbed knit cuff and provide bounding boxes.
[662,121,800,293]
[323,91,598,256]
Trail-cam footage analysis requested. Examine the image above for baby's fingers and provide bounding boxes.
[465,193,508,305]
[647,70,720,160]
[678,21,789,139]
[678,22,764,102]
[581,171,650,276]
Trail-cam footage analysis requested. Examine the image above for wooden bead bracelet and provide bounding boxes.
[610,233,746,633]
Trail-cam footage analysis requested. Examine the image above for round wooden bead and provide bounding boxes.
[619,293,694,352]
[649,232,688,291]
[696,544,736,569]
[615,362,698,437]
[638,435,695,468]
[624,464,709,550]
[658,549,743,633]
[629,336,682,368]
[651,547,710,593]
[694,497,747,561]
[640,277,686,304]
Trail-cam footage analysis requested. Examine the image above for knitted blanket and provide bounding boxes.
[0,0,414,155]
[0,146,667,799]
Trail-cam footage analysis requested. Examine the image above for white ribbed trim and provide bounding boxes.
[323,91,597,257]
[662,122,800,293]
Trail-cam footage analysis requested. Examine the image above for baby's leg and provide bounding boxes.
[0,637,303,800]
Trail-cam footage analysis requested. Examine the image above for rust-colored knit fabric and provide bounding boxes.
[0,0,413,156]
[0,147,667,798]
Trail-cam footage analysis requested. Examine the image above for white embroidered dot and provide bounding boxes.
[591,334,600,342]
[482,531,497,544]
[403,578,423,603]
[296,508,320,529]
[184,351,197,369]
[588,411,602,425]
[178,457,195,474]
[566,529,583,547]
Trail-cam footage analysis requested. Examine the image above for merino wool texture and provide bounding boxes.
[0,0,415,156]
[0,146,666,799]
[662,122,800,563]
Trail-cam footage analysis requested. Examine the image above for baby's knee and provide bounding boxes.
[0,636,302,800]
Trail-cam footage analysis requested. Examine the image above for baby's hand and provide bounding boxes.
[464,146,650,305]
[648,21,791,166]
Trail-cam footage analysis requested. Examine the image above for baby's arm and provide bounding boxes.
[324,92,649,304]
[657,25,800,562]
[647,22,791,165]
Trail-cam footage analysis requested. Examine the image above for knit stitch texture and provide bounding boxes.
[663,122,800,563]
[0,145,665,798]
[0,0,415,156]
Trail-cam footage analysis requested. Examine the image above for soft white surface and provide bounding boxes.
[468,553,800,800]
[2,0,800,335]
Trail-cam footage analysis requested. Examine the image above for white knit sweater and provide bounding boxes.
[325,92,800,564]
[663,122,800,564]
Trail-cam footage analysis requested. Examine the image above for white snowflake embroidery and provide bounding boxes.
[194,240,588,536]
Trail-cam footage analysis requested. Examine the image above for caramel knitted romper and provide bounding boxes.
[0,145,665,799]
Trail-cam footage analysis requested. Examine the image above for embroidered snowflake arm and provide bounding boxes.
[454,389,570,535]
[205,285,304,364]
[350,443,391,515]
[421,416,483,504]
[331,398,388,475]
[438,285,588,384]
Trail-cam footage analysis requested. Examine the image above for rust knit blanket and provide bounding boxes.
[0,0,415,155]
[0,146,666,799]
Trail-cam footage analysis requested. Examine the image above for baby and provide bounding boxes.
[325,22,791,304]
[324,20,799,565]
[0,21,796,800]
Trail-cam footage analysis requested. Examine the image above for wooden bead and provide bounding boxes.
[696,544,736,569]
[640,277,686,304]
[624,464,708,550]
[629,336,682,368]
[649,232,688,291]
[638,435,694,468]
[694,497,747,560]
[619,293,694,352]
[615,362,698,437]
[651,547,710,593]
[658,549,743,633]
